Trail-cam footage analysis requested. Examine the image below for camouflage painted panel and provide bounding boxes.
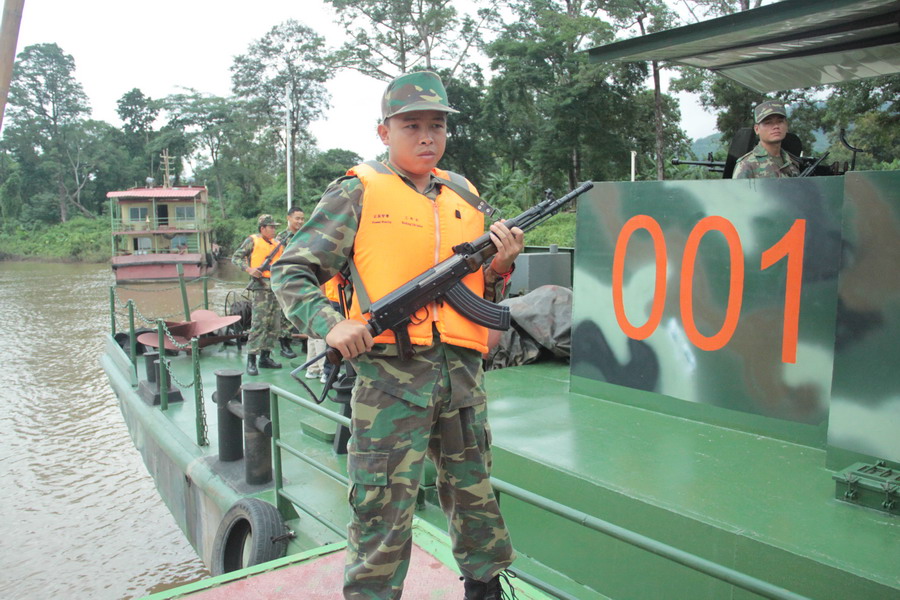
[571,177,844,433]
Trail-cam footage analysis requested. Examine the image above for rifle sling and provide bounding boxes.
[432,175,499,218]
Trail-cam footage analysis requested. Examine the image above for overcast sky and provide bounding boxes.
[13,0,715,164]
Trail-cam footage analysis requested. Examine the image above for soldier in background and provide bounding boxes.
[231,214,284,376]
[733,100,801,179]
[275,206,305,359]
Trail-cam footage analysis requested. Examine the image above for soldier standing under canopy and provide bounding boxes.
[275,206,305,359]
[272,71,523,600]
[231,214,285,376]
[733,100,801,179]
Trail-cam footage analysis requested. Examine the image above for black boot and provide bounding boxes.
[463,572,514,600]
[246,353,258,376]
[279,338,297,359]
[258,350,282,369]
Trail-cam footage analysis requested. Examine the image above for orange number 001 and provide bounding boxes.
[612,216,806,364]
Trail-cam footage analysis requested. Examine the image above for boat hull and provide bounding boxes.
[111,253,216,283]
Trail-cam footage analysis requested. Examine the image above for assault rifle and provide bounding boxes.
[245,238,285,289]
[291,181,594,393]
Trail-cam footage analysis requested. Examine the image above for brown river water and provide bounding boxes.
[0,260,249,599]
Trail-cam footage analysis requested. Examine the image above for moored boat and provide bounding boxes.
[103,170,900,600]
[107,185,218,283]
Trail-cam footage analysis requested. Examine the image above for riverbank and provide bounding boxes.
[0,217,110,262]
[0,211,576,262]
[0,215,257,263]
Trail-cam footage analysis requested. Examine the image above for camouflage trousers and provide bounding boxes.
[280,312,296,339]
[247,287,282,354]
[343,344,515,599]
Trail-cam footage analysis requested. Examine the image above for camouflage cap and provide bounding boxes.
[754,100,788,124]
[381,71,459,121]
[257,214,279,228]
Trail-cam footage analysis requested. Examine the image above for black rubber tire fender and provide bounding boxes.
[211,498,288,575]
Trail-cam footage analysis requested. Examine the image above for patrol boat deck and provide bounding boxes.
[104,169,900,599]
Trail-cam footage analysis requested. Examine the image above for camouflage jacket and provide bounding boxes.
[270,164,507,343]
[275,228,296,245]
[732,143,801,179]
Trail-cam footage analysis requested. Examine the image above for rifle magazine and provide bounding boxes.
[444,283,511,330]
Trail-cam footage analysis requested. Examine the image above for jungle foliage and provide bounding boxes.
[1,0,897,260]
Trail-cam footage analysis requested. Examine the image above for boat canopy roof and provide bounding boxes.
[586,0,900,93]
[106,187,208,202]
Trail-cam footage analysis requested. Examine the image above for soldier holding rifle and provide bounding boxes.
[272,71,522,600]
[232,214,284,376]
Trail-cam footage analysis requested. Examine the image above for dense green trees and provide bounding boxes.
[1,0,897,260]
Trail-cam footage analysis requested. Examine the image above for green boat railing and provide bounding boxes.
[270,385,350,538]
[106,269,809,599]
[109,267,212,447]
[268,384,810,600]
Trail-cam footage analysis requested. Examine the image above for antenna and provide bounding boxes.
[160,149,173,188]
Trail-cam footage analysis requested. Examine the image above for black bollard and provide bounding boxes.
[241,383,273,485]
[144,352,159,385]
[215,369,244,462]
[154,359,169,394]
[137,351,182,405]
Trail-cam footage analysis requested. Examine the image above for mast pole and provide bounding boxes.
[0,0,25,133]
[285,83,292,212]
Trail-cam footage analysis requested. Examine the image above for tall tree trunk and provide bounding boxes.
[57,179,68,222]
[570,145,581,190]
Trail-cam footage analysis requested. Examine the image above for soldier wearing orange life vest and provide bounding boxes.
[272,71,523,600]
[231,214,284,376]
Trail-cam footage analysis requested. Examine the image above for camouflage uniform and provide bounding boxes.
[275,228,298,341]
[733,100,801,179]
[732,142,801,179]
[271,169,514,599]
[231,235,283,354]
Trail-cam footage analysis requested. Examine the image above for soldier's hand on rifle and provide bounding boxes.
[326,319,374,359]
[489,220,524,274]
[246,266,263,278]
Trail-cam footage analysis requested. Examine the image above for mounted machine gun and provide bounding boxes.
[671,152,726,174]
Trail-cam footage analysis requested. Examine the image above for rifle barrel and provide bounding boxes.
[672,158,726,167]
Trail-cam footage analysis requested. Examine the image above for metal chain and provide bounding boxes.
[110,286,213,445]
[115,276,207,291]
[196,374,209,446]
[162,356,195,388]
[161,323,192,349]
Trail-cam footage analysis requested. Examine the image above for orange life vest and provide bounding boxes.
[249,234,282,278]
[322,274,345,304]
[347,162,488,353]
